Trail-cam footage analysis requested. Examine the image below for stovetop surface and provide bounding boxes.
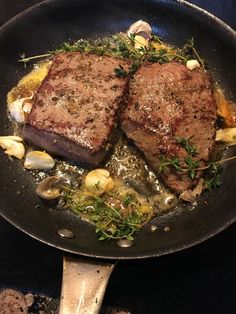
[0,1,236,313]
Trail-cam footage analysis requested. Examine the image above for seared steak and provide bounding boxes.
[121,61,217,193]
[23,52,130,166]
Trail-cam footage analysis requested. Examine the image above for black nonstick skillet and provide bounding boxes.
[0,0,235,312]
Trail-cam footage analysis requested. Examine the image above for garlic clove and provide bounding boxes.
[134,35,149,51]
[24,151,55,170]
[0,136,25,159]
[186,59,200,71]
[84,168,115,196]
[23,101,33,114]
[215,128,236,144]
[0,136,23,142]
[7,93,33,124]
[179,178,204,202]
[127,20,152,39]
[36,176,61,200]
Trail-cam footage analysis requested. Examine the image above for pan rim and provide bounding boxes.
[1,212,236,259]
[0,0,235,34]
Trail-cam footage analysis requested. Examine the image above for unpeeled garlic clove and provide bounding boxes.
[215,128,236,144]
[7,93,33,124]
[36,176,61,200]
[0,136,25,159]
[179,178,204,202]
[84,168,115,196]
[127,20,152,39]
[24,151,55,170]
[127,20,152,52]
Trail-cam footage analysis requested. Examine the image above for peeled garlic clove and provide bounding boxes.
[23,101,33,114]
[36,176,61,200]
[134,35,149,50]
[84,168,115,196]
[0,136,23,142]
[0,136,25,159]
[127,20,152,39]
[215,128,236,144]
[7,93,33,124]
[186,59,200,71]
[24,151,55,170]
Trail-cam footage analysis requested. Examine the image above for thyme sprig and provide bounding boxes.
[175,136,197,156]
[158,156,181,173]
[114,61,141,78]
[204,163,222,191]
[184,156,199,179]
[193,155,236,172]
[159,154,236,185]
[19,53,52,66]
[180,38,205,68]
[18,34,204,69]
[64,190,153,240]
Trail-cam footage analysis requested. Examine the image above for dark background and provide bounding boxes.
[0,1,235,313]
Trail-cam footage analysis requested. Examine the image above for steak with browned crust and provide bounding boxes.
[23,52,130,166]
[121,61,217,193]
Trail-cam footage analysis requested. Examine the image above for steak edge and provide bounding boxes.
[121,61,217,193]
[23,52,130,166]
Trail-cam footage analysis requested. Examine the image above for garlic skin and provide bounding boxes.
[186,59,200,71]
[84,169,115,196]
[127,20,152,52]
[127,20,152,39]
[7,93,33,124]
[215,128,236,144]
[179,178,204,202]
[36,176,61,200]
[0,136,25,159]
[24,151,55,170]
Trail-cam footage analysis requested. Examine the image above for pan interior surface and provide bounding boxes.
[0,0,235,259]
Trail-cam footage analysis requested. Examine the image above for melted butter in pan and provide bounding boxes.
[106,136,178,213]
[7,61,51,104]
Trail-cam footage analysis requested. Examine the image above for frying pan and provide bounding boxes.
[0,0,235,312]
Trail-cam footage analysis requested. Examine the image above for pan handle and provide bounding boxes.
[59,255,115,314]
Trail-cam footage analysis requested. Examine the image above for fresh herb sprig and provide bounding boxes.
[180,38,205,68]
[158,155,199,180]
[159,154,236,189]
[114,64,128,78]
[114,61,141,78]
[19,53,52,67]
[184,156,199,179]
[158,156,181,174]
[175,137,197,156]
[204,163,222,191]
[18,34,204,69]
[64,190,153,240]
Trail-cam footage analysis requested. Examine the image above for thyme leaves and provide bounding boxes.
[114,61,141,78]
[114,64,128,78]
[159,154,236,190]
[18,34,204,70]
[158,156,181,174]
[175,137,197,156]
[64,190,153,241]
[184,156,199,179]
[204,163,222,191]
[180,38,205,68]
